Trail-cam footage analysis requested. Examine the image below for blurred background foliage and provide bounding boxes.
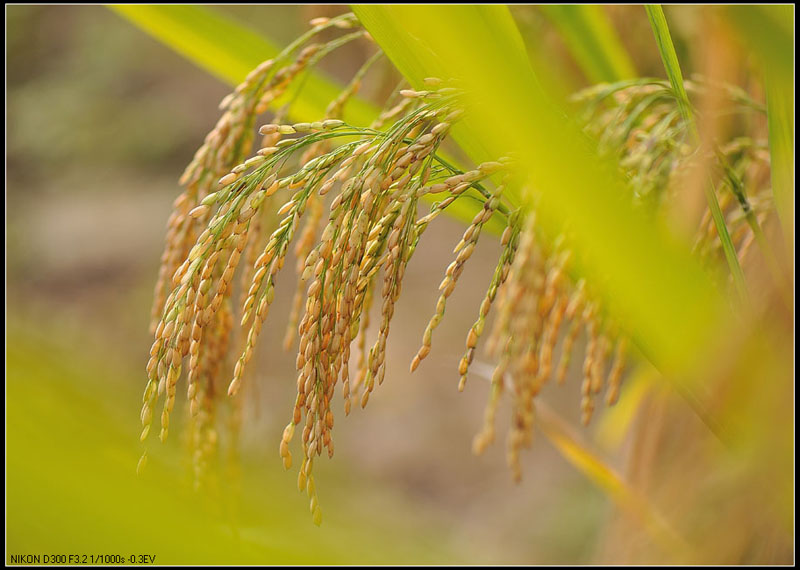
[6,5,793,565]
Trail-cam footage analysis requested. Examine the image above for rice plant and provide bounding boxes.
[122,5,792,563]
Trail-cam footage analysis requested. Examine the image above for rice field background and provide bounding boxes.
[6,5,794,565]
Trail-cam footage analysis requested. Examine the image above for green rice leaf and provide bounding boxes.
[644,6,694,129]
[725,5,794,245]
[354,5,730,380]
[110,6,508,234]
[765,75,795,246]
[645,4,747,302]
[540,5,636,83]
[109,5,377,126]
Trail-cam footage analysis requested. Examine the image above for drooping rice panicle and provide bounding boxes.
[142,14,776,516]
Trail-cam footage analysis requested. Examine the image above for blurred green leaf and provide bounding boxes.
[111,5,276,86]
[540,5,636,83]
[765,75,795,246]
[354,5,729,379]
[646,4,747,301]
[110,5,506,234]
[6,322,462,565]
[724,5,793,83]
[109,5,377,126]
[724,5,794,246]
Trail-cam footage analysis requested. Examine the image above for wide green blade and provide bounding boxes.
[540,5,636,84]
[766,75,795,247]
[725,5,794,246]
[645,5,747,301]
[354,5,729,380]
[111,5,512,234]
[725,5,793,83]
[110,5,377,126]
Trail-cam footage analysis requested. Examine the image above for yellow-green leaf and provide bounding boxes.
[724,5,794,246]
[646,4,747,301]
[353,5,730,380]
[109,5,377,126]
[540,5,636,84]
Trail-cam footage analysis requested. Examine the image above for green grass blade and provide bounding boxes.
[645,4,747,302]
[724,5,793,83]
[540,5,636,84]
[110,5,503,233]
[644,5,695,131]
[766,74,795,246]
[724,5,794,246]
[357,4,536,172]
[354,5,729,380]
[111,5,277,86]
[109,5,377,126]
[702,178,748,302]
